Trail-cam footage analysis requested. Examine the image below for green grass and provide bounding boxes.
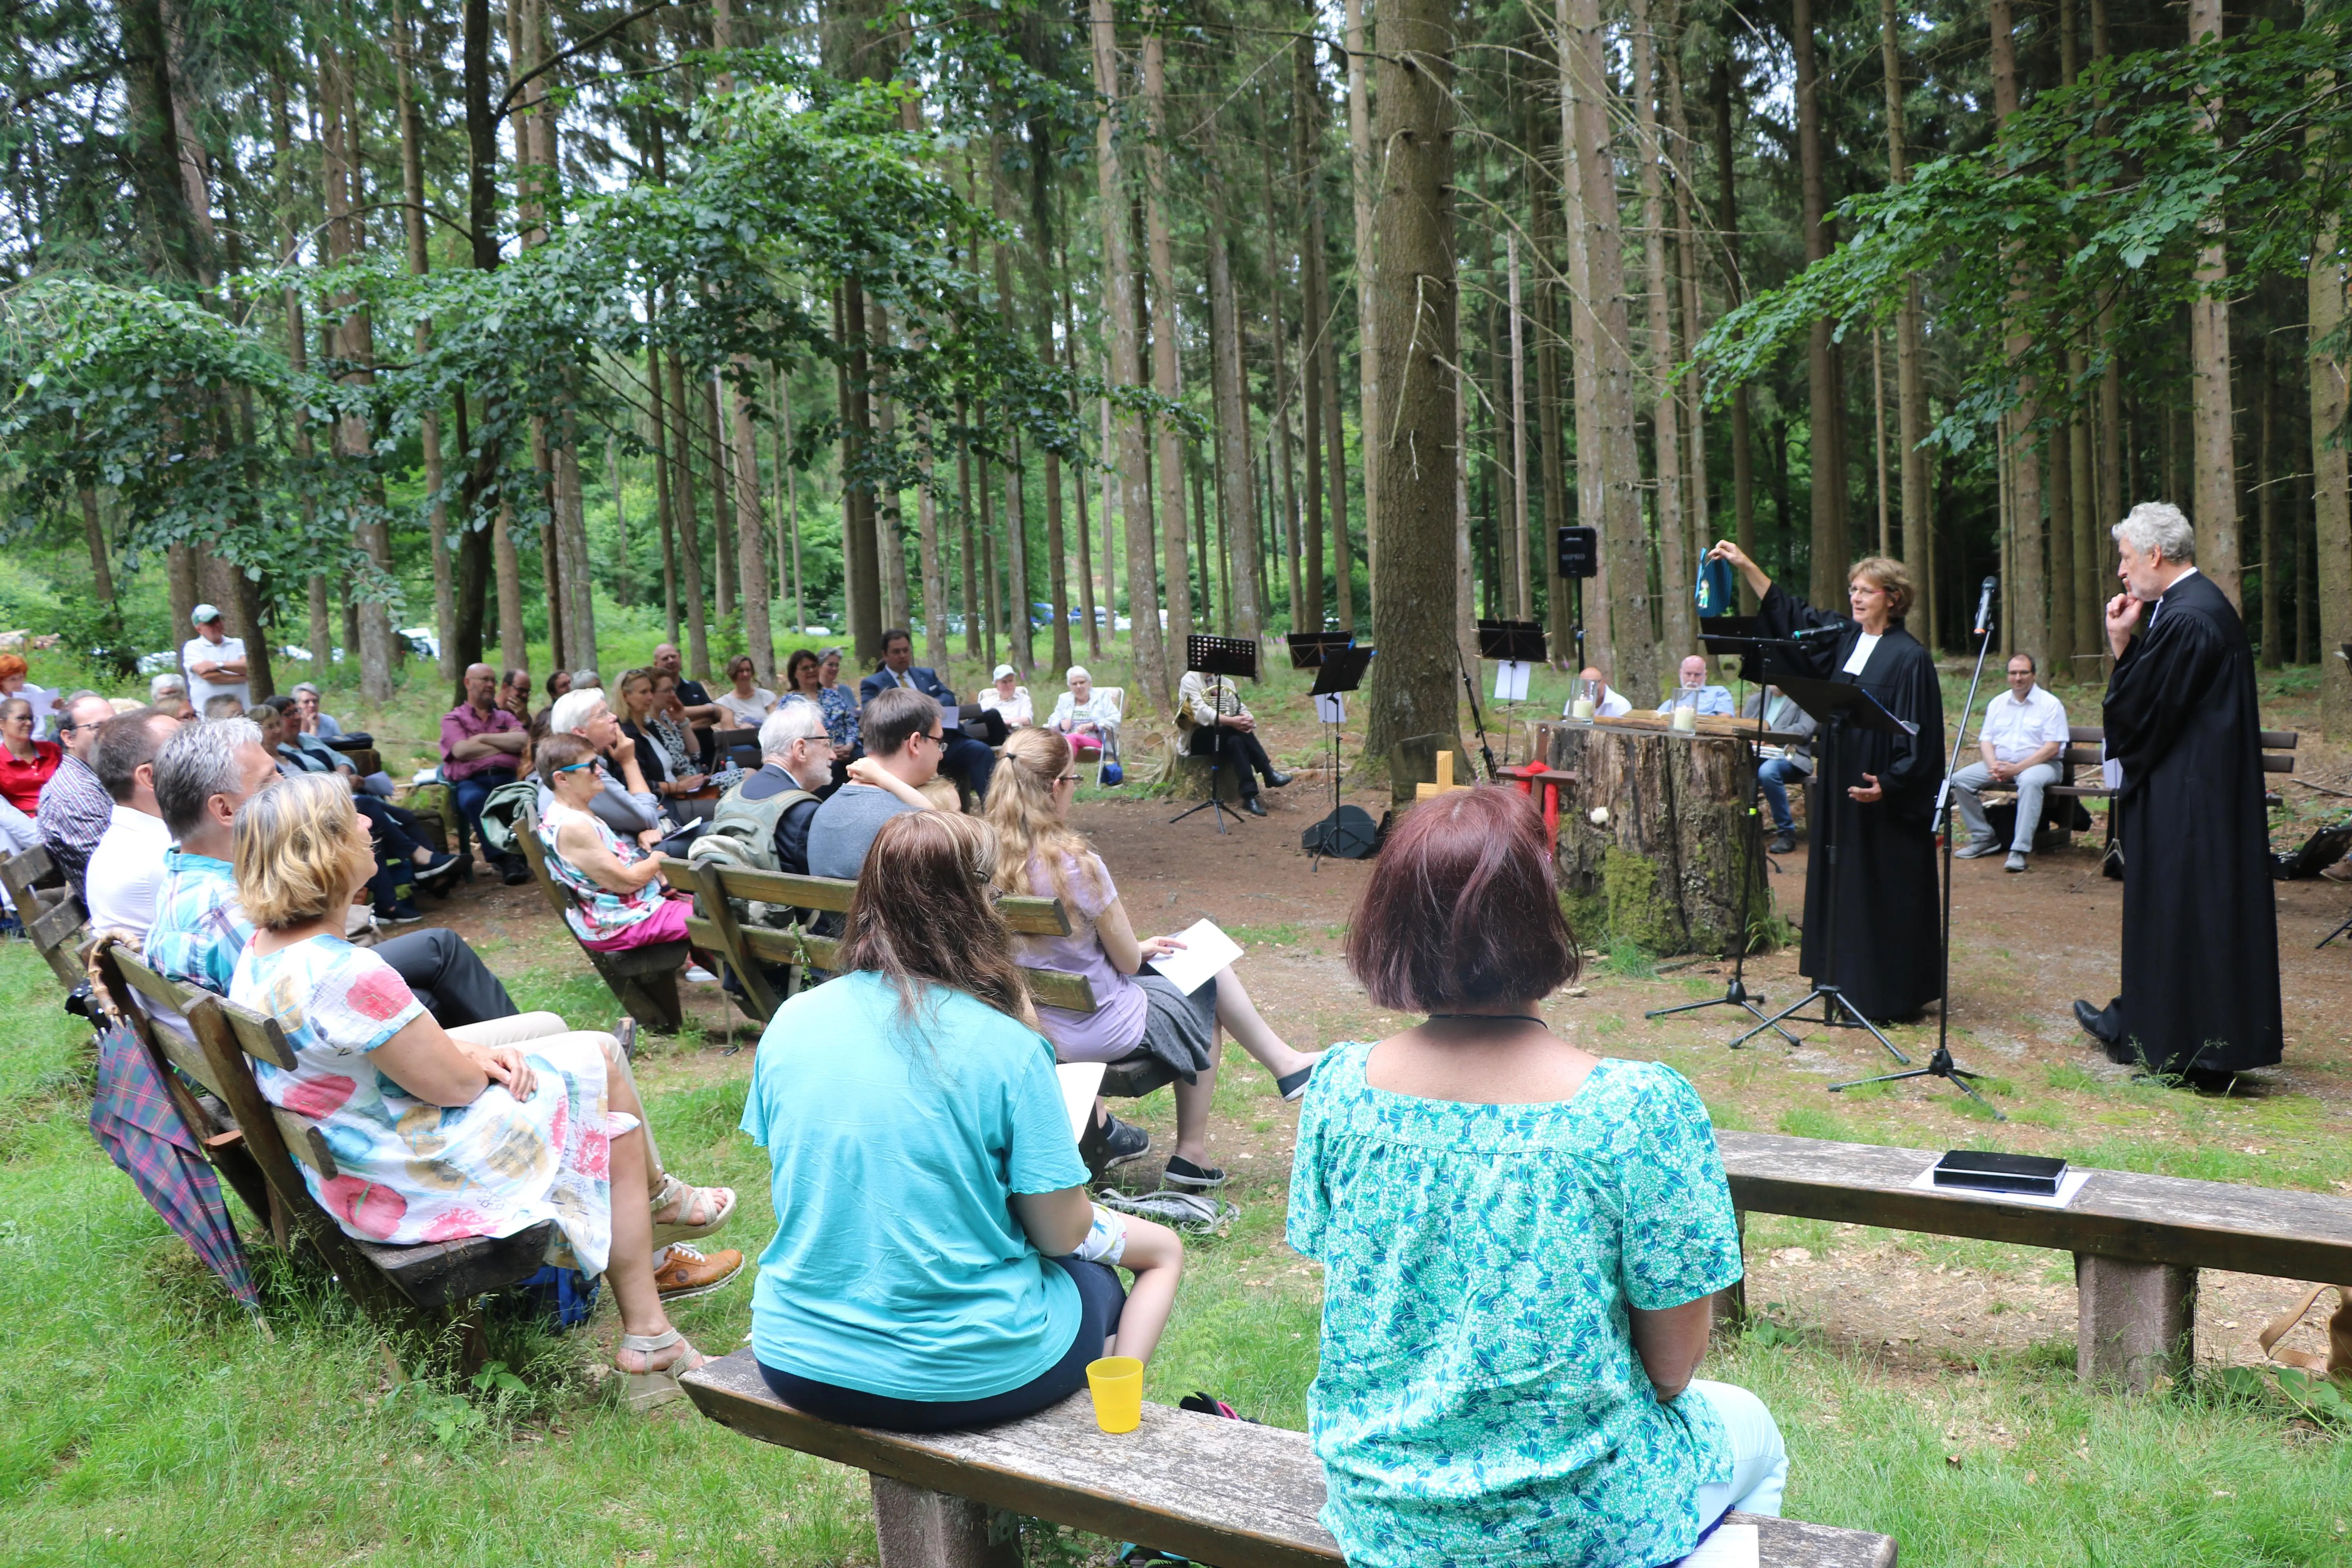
[6,940,2350,1566]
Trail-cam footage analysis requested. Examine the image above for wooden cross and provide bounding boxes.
[1414,750,1469,802]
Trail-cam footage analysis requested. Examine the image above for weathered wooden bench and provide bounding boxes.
[516,800,691,1033]
[1717,1130,2352,1390]
[666,859,1175,1103]
[2038,724,2298,848]
[682,1349,1896,1567]
[0,842,93,990]
[97,943,552,1335]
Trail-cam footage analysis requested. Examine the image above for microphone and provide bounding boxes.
[1789,621,1851,641]
[1973,576,1998,636]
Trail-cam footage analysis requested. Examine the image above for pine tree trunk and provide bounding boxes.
[1362,0,1465,764]
[1564,5,1609,650]
[2308,97,2348,735]
[1633,0,1691,661]
[1207,170,1266,646]
[1990,0,2046,672]
[1532,89,1572,661]
[1345,0,1380,621]
[840,279,883,663]
[1090,0,1170,711]
[1880,0,1935,649]
[1714,62,1759,613]
[1566,0,1660,702]
[666,341,711,676]
[648,353,680,647]
[1663,15,1712,621]
[1143,26,1190,657]
[1793,0,1846,607]
[395,8,457,682]
[2187,0,2241,605]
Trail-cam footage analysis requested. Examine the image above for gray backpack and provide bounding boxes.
[688,781,817,928]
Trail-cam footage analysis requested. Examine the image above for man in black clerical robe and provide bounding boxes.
[2073,503,2282,1082]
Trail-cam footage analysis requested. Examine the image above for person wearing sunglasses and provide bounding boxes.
[535,735,716,986]
[35,690,117,899]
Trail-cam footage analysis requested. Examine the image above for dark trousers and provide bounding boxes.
[450,768,519,866]
[374,926,516,1028]
[1187,724,1275,797]
[939,733,996,805]
[755,1256,1125,1433]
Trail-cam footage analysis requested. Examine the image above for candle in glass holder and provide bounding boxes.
[1571,696,1597,722]
[1670,703,1699,734]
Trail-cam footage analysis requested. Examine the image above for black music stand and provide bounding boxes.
[1171,635,1261,835]
[1726,670,1915,1065]
[1287,632,1355,670]
[1477,620,1546,767]
[1303,646,1378,864]
[1645,625,1800,1046]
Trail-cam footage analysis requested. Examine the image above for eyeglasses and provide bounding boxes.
[1056,773,1081,785]
[555,760,604,776]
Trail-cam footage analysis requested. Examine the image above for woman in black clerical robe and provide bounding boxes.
[1708,543,1945,1021]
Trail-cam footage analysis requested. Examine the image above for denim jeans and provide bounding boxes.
[450,767,518,862]
[1755,757,1808,835]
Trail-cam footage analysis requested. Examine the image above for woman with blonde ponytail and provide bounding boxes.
[984,729,1320,1188]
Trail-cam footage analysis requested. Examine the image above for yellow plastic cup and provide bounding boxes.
[1085,1356,1144,1434]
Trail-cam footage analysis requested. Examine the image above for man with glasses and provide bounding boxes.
[704,702,838,878]
[37,690,118,898]
[805,688,946,882]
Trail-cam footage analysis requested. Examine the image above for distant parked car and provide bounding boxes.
[135,650,180,674]
[276,644,347,664]
[397,626,441,660]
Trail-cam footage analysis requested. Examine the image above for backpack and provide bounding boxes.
[688,779,817,928]
[473,777,540,860]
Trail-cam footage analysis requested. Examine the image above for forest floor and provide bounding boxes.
[4,639,2350,1566]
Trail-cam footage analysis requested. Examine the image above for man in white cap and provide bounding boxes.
[181,605,249,714]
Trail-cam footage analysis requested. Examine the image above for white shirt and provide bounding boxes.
[85,803,174,936]
[1841,633,1883,676]
[714,687,777,728]
[1563,686,1632,719]
[980,688,1033,728]
[181,633,250,712]
[1980,684,2070,765]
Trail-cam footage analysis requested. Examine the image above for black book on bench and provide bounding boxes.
[1932,1150,2068,1198]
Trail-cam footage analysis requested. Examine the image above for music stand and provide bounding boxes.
[1726,669,1915,1065]
[1303,646,1378,864]
[1645,625,1801,1046]
[1287,632,1355,670]
[1171,635,1261,834]
[1477,620,1546,766]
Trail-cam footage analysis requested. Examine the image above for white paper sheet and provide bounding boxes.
[1315,693,1347,725]
[1056,1062,1105,1140]
[1145,918,1245,995]
[1494,659,1532,701]
[1907,1161,2093,1210]
[1675,1523,1759,1568]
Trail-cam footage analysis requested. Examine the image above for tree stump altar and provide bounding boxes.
[1545,717,1773,957]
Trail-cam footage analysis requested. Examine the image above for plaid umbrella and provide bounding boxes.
[88,1018,259,1308]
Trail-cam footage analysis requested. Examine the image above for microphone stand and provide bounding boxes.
[1829,592,2003,1117]
[1455,641,1501,780]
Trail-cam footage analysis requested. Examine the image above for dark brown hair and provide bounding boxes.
[784,648,820,690]
[1344,786,1580,1011]
[836,811,1035,1028]
[863,686,940,757]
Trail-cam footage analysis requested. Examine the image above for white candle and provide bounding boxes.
[1671,704,1698,734]
[1571,697,1597,722]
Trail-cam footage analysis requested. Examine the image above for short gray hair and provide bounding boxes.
[149,672,187,699]
[292,681,320,698]
[156,718,265,838]
[2112,501,2195,564]
[548,689,605,736]
[570,668,603,689]
[759,700,827,757]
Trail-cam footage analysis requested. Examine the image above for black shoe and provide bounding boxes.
[376,900,425,925]
[1240,797,1267,818]
[500,858,532,886]
[1162,1154,1228,1190]
[2072,998,2121,1047]
[1263,771,1293,789]
[1768,831,1797,855]
[415,851,462,893]
[1099,1113,1151,1171]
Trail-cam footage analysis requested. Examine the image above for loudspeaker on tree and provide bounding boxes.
[1557,526,1598,580]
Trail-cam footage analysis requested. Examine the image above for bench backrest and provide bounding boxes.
[0,844,92,988]
[668,857,1098,1022]
[2058,725,2296,782]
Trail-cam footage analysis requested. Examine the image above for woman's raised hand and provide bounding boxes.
[844,756,890,789]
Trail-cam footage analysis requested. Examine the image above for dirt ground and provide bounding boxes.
[414,688,2352,1384]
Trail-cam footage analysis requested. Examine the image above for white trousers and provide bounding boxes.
[1689,1379,1789,1529]
[1951,759,2062,852]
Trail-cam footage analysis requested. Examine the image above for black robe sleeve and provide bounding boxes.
[2102,605,2227,801]
[1871,633,1945,827]
[1754,582,1843,682]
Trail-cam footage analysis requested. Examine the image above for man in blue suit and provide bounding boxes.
[859,628,996,803]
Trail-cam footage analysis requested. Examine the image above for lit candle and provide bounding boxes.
[1671,704,1698,735]
[1571,697,1597,722]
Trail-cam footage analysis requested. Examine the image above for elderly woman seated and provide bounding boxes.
[1290,786,1785,1566]
[980,664,1033,730]
[1045,666,1120,762]
[535,733,717,982]
[986,728,1318,1185]
[227,772,736,1408]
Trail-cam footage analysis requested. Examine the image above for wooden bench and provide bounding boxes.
[666,859,1176,1102]
[96,943,552,1334]
[682,1349,1896,1567]
[2038,725,2298,848]
[1717,1130,2352,1391]
[0,843,93,990]
[515,801,692,1033]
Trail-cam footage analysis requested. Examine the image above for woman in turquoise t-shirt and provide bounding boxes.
[1289,787,1788,1568]
[740,810,1184,1431]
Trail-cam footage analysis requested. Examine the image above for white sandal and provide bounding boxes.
[616,1326,706,1411]
[650,1172,737,1246]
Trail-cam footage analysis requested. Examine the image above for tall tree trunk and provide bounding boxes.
[1713,60,1758,612]
[78,490,115,603]
[1207,169,1266,646]
[777,366,805,640]
[2309,53,2349,735]
[1143,25,1190,656]
[979,452,1001,664]
[1062,271,1102,657]
[648,352,681,646]
[319,43,395,700]
[1662,17,1712,630]
[1364,0,1464,761]
[1506,233,1531,621]
[840,279,884,662]
[1633,0,1691,660]
[2060,0,2096,663]
[1564,9,1608,650]
[2187,0,2241,604]
[917,417,947,665]
[958,396,980,658]
[2092,0,2123,624]
[1532,91,1572,661]
[712,0,772,681]
[1345,0,1380,621]
[873,312,913,639]
[1309,90,1354,635]
[1793,0,1847,606]
[607,438,631,609]
[666,339,711,675]
[1566,0,1659,700]
[1090,0,1169,710]
[1880,0,1935,648]
[2257,350,2279,666]
[1990,0,2047,671]
[395,5,456,682]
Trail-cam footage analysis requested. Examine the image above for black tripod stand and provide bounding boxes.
[1727,671,1912,1065]
[1647,630,1798,1045]
[1827,595,2003,1115]
[1170,635,1262,835]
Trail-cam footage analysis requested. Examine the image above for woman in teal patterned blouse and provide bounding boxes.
[1289,786,1786,1567]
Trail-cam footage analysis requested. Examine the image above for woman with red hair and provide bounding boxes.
[1290,786,1785,1568]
